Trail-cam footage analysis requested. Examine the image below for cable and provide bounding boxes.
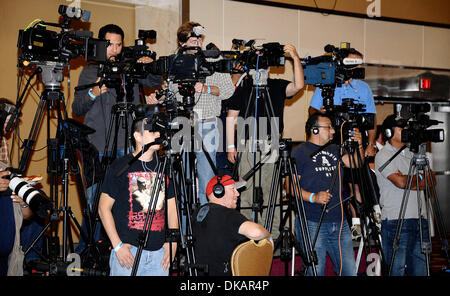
[338,120,346,276]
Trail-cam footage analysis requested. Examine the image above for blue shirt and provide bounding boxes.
[292,142,346,223]
[309,79,376,114]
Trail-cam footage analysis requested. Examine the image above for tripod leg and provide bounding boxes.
[388,159,415,275]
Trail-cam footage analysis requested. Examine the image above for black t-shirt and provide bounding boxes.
[291,142,346,223]
[228,78,291,134]
[192,203,248,276]
[102,154,174,250]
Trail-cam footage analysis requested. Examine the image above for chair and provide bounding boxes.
[230,238,274,276]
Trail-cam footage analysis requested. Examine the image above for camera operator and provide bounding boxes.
[0,98,31,276]
[72,24,162,253]
[225,44,304,236]
[161,21,235,205]
[308,49,377,158]
[374,115,433,276]
[291,113,364,276]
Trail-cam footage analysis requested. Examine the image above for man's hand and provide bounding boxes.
[115,243,135,269]
[365,144,377,157]
[161,242,177,271]
[227,148,237,164]
[349,128,362,145]
[194,82,205,93]
[283,44,300,59]
[0,170,11,192]
[90,77,108,97]
[137,56,154,64]
[313,190,332,205]
[145,93,160,105]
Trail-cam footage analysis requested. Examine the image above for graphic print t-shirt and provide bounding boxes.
[102,154,174,250]
[291,142,346,223]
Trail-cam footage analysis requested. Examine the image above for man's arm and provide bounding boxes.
[162,197,178,271]
[226,109,240,163]
[387,170,436,191]
[284,45,304,97]
[238,221,271,241]
[98,193,135,269]
[72,66,102,117]
[342,128,365,168]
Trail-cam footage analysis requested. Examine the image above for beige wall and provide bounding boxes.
[260,0,450,25]
[190,0,450,140]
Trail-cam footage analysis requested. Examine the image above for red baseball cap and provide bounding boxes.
[206,175,247,196]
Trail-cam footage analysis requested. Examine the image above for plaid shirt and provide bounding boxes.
[0,137,8,165]
[169,61,235,120]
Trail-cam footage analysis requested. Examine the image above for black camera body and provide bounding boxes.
[396,103,445,152]
[17,6,107,65]
[235,42,285,70]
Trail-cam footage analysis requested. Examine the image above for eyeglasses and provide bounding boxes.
[315,125,334,129]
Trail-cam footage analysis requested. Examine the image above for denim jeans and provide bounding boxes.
[382,218,429,276]
[295,218,356,276]
[109,246,168,276]
[195,119,219,205]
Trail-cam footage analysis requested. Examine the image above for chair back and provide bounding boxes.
[230,239,274,276]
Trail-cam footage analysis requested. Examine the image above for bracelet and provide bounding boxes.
[88,88,97,100]
[207,85,211,94]
[113,241,123,253]
[309,193,315,204]
[227,144,235,150]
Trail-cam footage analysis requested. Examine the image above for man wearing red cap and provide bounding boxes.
[192,175,272,276]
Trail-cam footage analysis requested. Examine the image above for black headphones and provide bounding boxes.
[312,127,320,135]
[212,175,225,198]
[383,116,407,140]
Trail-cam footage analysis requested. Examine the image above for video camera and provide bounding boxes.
[396,103,445,152]
[17,5,107,66]
[329,98,375,147]
[303,42,365,87]
[228,39,286,71]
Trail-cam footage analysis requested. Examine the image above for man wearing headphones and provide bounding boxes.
[291,113,363,276]
[192,175,272,276]
[374,114,431,276]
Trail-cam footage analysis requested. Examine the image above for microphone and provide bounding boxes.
[204,42,221,58]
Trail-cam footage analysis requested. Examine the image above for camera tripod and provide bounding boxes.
[231,68,281,226]
[340,137,386,276]
[19,62,92,271]
[380,143,450,276]
[264,139,318,276]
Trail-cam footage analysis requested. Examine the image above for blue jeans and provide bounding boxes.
[195,120,219,205]
[109,246,168,276]
[76,150,125,254]
[382,218,429,276]
[295,219,356,276]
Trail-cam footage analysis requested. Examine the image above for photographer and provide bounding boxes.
[167,21,235,205]
[98,116,178,276]
[225,44,304,236]
[308,49,377,158]
[374,115,432,276]
[72,24,162,253]
[0,98,31,275]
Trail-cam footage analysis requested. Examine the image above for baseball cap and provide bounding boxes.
[206,175,247,196]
